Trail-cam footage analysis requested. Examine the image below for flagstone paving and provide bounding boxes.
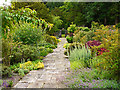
[14,38,70,88]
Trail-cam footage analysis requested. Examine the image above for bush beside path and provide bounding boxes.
[14,38,70,88]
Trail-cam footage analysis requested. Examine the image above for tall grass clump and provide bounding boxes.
[69,45,91,67]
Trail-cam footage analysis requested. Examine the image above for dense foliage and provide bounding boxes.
[64,22,120,89]
[1,5,60,88]
[1,1,119,89]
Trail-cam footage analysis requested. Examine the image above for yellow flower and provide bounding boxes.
[20,64,23,68]
[113,25,115,28]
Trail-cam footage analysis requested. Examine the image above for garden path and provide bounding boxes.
[14,38,70,88]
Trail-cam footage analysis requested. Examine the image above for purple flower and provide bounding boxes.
[2,81,8,87]
[93,80,95,82]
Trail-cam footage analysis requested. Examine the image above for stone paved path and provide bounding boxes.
[14,38,70,88]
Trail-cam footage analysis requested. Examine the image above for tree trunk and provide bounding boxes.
[104,17,107,25]
[115,16,118,24]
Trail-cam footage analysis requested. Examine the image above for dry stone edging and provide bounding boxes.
[13,38,70,88]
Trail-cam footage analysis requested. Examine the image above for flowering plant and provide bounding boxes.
[86,40,109,56]
[86,40,101,48]
[96,48,109,56]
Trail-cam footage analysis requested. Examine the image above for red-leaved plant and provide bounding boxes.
[86,40,109,56]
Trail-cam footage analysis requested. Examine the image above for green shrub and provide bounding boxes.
[24,69,30,74]
[2,36,14,66]
[67,23,77,33]
[73,30,95,43]
[12,22,44,45]
[91,27,119,80]
[69,45,91,67]
[115,23,120,28]
[70,61,84,70]
[7,80,13,87]
[66,35,73,43]
[79,27,90,31]
[11,45,42,64]
[91,21,99,31]
[2,65,12,77]
[45,35,59,45]
[38,43,56,49]
[47,48,53,53]
[27,66,34,71]
[73,31,86,43]
[18,69,25,77]
[40,50,48,57]
[62,34,65,37]
[10,65,17,70]
[13,68,20,73]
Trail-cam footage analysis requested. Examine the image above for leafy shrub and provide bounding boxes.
[45,34,59,45]
[2,65,12,77]
[63,43,71,49]
[69,45,91,67]
[38,43,56,49]
[39,49,48,57]
[62,34,65,37]
[73,31,86,43]
[11,45,40,64]
[96,48,109,56]
[67,23,77,33]
[13,68,20,73]
[91,27,119,79]
[2,7,50,35]
[2,34,15,66]
[10,65,17,70]
[11,44,50,64]
[86,40,101,48]
[66,35,73,43]
[70,61,84,70]
[7,80,13,87]
[91,21,99,31]
[79,27,90,31]
[24,69,30,74]
[18,69,25,77]
[49,15,63,34]
[73,30,95,43]
[12,22,43,45]
[90,48,120,80]
[47,48,53,53]
[115,23,120,28]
